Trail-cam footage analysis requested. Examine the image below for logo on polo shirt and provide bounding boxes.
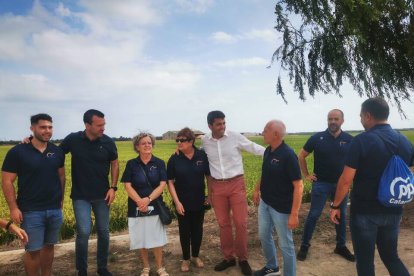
[339,141,348,146]
[196,160,204,166]
[46,152,55,158]
[270,158,279,164]
[149,165,157,171]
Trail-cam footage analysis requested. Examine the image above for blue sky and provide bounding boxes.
[0,0,413,140]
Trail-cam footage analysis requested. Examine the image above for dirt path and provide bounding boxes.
[1,203,413,275]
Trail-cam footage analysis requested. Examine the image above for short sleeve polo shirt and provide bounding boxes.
[121,155,168,217]
[59,131,118,200]
[2,143,65,212]
[303,129,353,183]
[167,148,210,211]
[260,142,302,214]
[346,124,414,215]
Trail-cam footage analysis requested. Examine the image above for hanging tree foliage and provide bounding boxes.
[272,0,414,115]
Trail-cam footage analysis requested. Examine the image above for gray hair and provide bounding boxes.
[132,132,155,153]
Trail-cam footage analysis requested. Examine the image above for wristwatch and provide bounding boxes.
[330,202,340,209]
[109,186,118,192]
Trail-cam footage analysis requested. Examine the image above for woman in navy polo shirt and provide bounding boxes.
[167,128,210,272]
[121,133,169,276]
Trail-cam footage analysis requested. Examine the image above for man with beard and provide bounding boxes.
[330,98,413,275]
[2,114,65,275]
[296,109,355,262]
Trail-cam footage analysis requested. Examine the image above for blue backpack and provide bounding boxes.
[377,133,414,207]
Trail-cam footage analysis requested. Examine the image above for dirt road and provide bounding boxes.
[1,203,413,275]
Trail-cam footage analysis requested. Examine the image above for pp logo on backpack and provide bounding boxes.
[378,155,414,207]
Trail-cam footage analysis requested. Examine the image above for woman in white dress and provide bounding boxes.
[121,132,169,276]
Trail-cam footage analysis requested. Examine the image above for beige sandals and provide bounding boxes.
[156,267,169,276]
[181,260,190,272]
[140,267,150,276]
[191,257,205,268]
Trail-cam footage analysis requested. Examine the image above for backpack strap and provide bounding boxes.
[374,130,401,156]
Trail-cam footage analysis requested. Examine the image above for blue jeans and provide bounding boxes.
[21,209,63,251]
[350,213,409,276]
[258,199,296,276]
[301,181,348,247]
[73,199,110,271]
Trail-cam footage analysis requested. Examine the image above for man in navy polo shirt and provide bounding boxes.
[330,97,413,276]
[252,120,303,276]
[60,109,119,276]
[2,113,65,275]
[297,109,354,262]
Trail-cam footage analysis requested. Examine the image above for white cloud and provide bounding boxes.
[0,72,67,102]
[210,31,238,43]
[175,0,214,13]
[210,28,278,44]
[28,29,146,72]
[244,29,277,43]
[55,3,72,17]
[213,57,268,67]
[2,0,411,141]
[78,0,162,27]
[0,1,65,61]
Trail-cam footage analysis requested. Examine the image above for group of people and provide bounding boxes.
[2,110,118,276]
[1,97,413,276]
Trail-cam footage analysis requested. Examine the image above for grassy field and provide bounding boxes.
[1,130,413,244]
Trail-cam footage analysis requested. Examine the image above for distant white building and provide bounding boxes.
[241,132,262,137]
[162,130,205,140]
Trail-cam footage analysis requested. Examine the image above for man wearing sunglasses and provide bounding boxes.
[201,111,265,275]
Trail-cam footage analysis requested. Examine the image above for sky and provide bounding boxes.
[0,0,413,140]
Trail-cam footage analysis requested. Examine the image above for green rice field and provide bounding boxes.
[1,130,413,244]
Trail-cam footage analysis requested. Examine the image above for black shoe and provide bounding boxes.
[78,269,87,276]
[253,266,281,276]
[97,268,113,276]
[239,260,252,275]
[334,246,355,262]
[214,259,236,271]
[297,245,309,261]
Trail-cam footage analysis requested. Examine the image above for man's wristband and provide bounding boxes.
[109,186,118,192]
[330,202,340,210]
[5,220,13,231]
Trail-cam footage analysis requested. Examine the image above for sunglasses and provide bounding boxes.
[176,138,191,143]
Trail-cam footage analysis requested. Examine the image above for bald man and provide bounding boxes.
[252,120,303,276]
[297,109,354,262]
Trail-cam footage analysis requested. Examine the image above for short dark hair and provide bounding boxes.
[177,127,196,145]
[83,109,104,124]
[30,113,52,125]
[361,97,389,121]
[329,109,344,119]
[207,110,225,125]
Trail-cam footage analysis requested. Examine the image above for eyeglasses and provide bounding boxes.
[176,138,191,143]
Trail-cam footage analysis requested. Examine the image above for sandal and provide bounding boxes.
[181,260,190,272]
[191,257,204,268]
[156,267,169,276]
[140,267,150,276]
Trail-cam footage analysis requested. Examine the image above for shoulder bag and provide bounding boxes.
[138,164,173,225]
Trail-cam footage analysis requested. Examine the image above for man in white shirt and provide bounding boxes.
[202,111,265,275]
